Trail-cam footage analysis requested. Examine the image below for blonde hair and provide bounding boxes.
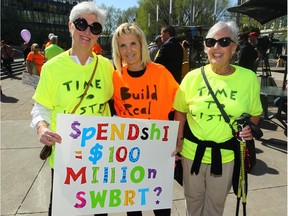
[112,23,151,72]
[31,43,39,52]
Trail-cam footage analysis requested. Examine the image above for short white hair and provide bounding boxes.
[69,1,107,27]
[204,21,239,52]
[206,21,238,42]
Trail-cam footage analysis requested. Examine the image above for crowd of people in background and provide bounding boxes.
[1,20,285,80]
[148,35,163,61]
[2,30,105,77]
[24,33,64,75]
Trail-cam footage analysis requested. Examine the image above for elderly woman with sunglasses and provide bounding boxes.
[172,21,262,216]
[30,2,113,216]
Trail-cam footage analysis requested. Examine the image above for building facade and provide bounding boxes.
[1,0,87,50]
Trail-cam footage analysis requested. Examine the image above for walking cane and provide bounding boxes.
[235,116,247,216]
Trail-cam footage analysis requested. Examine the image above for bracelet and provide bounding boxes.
[36,120,48,131]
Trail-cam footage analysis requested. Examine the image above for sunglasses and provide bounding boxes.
[205,37,235,48]
[73,18,102,35]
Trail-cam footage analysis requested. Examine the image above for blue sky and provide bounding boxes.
[94,0,138,10]
[230,0,237,6]
[94,0,238,10]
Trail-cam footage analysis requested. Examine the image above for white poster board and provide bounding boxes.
[52,114,179,216]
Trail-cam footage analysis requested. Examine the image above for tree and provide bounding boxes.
[120,7,138,24]
[99,5,122,36]
[98,4,139,35]
[136,0,231,41]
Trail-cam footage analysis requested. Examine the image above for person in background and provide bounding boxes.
[154,26,184,181]
[112,22,179,216]
[154,25,183,84]
[237,33,258,72]
[1,40,15,76]
[181,40,190,79]
[92,41,103,55]
[148,35,162,61]
[276,54,283,67]
[26,43,45,76]
[44,35,64,61]
[172,21,262,216]
[30,2,114,216]
[248,31,258,48]
[45,33,56,48]
[23,42,31,62]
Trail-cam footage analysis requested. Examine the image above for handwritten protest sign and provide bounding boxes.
[52,114,179,216]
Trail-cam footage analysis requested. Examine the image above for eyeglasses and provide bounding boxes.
[205,37,235,48]
[73,18,102,35]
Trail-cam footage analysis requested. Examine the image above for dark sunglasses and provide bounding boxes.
[205,37,235,48]
[73,18,102,35]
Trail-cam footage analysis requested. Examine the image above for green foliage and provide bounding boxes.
[240,25,260,35]
[99,4,123,36]
[3,0,285,49]
[99,4,139,36]
[135,0,230,40]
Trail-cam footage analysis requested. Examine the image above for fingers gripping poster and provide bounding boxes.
[52,114,179,215]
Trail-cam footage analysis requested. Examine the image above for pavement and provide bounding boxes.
[0,70,287,216]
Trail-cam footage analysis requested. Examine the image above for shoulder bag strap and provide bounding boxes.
[39,57,99,160]
[200,66,236,134]
[71,57,99,114]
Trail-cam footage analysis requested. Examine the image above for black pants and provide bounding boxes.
[127,209,171,216]
[2,58,12,74]
[92,208,171,216]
